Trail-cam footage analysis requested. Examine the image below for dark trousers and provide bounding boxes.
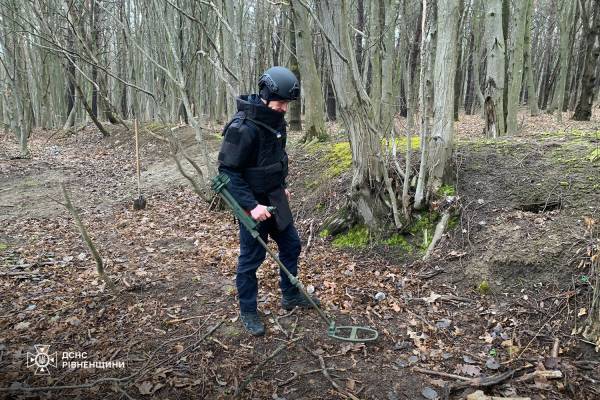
[236,219,301,313]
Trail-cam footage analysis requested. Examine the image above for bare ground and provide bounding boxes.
[0,111,599,400]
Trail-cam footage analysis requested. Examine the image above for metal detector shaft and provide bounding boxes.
[255,236,331,326]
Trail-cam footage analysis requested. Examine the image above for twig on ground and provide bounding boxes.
[514,369,562,382]
[235,337,301,398]
[60,183,117,292]
[450,367,531,392]
[412,366,472,381]
[305,220,315,255]
[277,367,341,387]
[314,353,359,400]
[414,365,535,393]
[166,315,206,324]
[512,302,567,362]
[424,211,450,260]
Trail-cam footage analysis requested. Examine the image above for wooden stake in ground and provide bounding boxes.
[60,183,116,292]
[133,119,146,210]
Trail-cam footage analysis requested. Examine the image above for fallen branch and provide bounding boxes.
[412,366,472,381]
[165,315,206,324]
[277,367,340,387]
[424,211,450,260]
[235,336,301,397]
[414,365,534,393]
[514,369,562,382]
[304,220,315,255]
[314,353,360,400]
[60,183,116,292]
[450,368,529,392]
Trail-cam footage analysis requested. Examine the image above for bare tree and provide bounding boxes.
[573,0,600,121]
[425,0,460,195]
[291,0,327,142]
[482,0,506,138]
[506,0,529,135]
[317,0,401,229]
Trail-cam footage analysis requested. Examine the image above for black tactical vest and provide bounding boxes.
[219,95,293,230]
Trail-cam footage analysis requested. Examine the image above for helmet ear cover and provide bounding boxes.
[259,74,279,93]
[288,82,300,100]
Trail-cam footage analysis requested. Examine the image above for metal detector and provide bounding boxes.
[211,174,378,343]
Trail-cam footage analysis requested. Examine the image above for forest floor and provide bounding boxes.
[0,110,599,400]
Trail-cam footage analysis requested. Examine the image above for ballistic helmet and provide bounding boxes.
[258,66,300,101]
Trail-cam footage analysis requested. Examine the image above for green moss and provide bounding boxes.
[438,184,456,196]
[408,211,439,235]
[477,280,491,295]
[447,215,459,230]
[589,148,600,162]
[326,142,353,177]
[0,243,7,251]
[383,234,413,252]
[408,211,440,250]
[384,136,421,152]
[319,228,330,238]
[332,225,369,248]
[542,128,599,139]
[144,122,171,132]
[304,140,326,155]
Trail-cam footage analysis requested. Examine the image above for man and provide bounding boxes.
[218,66,320,336]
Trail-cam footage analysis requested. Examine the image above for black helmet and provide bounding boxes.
[258,66,300,101]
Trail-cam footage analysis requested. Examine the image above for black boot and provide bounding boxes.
[240,311,265,336]
[282,289,321,311]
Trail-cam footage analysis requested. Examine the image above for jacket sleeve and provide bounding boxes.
[217,123,258,211]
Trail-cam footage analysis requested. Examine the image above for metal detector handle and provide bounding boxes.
[211,174,278,238]
[211,174,260,238]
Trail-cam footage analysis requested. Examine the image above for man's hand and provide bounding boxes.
[285,188,291,200]
[250,204,272,222]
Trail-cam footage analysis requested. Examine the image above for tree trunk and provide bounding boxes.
[523,0,540,116]
[355,0,365,74]
[370,0,382,124]
[549,1,577,121]
[483,0,506,138]
[414,0,437,210]
[573,0,600,121]
[91,0,99,119]
[470,0,485,115]
[426,0,459,196]
[291,0,327,141]
[288,16,302,132]
[318,0,399,229]
[453,0,465,121]
[506,0,528,135]
[379,0,397,132]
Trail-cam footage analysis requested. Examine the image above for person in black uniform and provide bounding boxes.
[218,66,320,336]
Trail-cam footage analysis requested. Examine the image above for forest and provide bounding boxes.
[0,0,599,399]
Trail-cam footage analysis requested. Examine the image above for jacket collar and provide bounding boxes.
[236,94,286,130]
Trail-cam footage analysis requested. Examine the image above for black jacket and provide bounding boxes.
[218,94,291,227]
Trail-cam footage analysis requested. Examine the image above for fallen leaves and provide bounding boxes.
[422,291,442,304]
[454,363,482,377]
